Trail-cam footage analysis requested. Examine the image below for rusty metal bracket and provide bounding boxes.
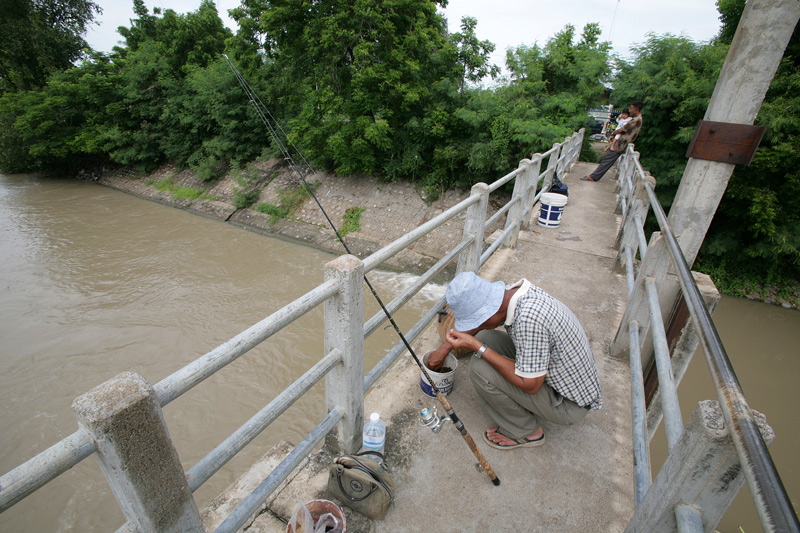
[686,120,766,166]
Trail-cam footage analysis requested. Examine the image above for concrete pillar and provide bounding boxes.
[72,372,202,533]
[615,148,638,214]
[323,254,365,455]
[457,182,489,274]
[668,0,800,266]
[544,142,560,190]
[521,155,542,230]
[615,171,655,272]
[503,159,530,248]
[625,400,774,533]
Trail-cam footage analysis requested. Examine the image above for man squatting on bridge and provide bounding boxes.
[582,100,644,182]
[428,272,602,449]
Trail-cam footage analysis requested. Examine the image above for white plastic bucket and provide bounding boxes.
[420,352,458,397]
[538,192,568,228]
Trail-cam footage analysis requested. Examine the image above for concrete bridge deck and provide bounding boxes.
[205,161,636,532]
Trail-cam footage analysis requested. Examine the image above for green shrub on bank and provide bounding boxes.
[340,206,365,236]
[151,178,215,202]
[232,188,259,209]
[194,156,228,182]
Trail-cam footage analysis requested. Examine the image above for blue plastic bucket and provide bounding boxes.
[538,192,568,228]
[420,352,457,397]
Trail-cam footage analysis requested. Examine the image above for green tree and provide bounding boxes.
[0,51,118,172]
[610,34,727,211]
[450,16,501,95]
[699,0,800,283]
[611,0,800,286]
[234,0,466,178]
[0,0,101,92]
[101,1,232,171]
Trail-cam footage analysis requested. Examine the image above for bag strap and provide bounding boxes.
[338,455,394,500]
[352,449,385,461]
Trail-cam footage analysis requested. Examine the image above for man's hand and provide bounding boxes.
[445,329,481,353]
[426,343,452,371]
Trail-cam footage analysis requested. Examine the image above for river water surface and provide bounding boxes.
[0,173,445,531]
[1,173,797,531]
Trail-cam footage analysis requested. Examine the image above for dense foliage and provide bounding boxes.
[611,0,800,285]
[0,0,609,191]
[0,0,101,92]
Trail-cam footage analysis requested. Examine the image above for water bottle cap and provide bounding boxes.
[370,412,380,422]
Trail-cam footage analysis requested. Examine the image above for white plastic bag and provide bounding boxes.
[288,501,343,533]
[288,501,314,533]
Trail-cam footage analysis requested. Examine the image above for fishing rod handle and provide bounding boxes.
[436,392,501,486]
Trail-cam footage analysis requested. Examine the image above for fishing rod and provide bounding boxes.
[222,54,499,486]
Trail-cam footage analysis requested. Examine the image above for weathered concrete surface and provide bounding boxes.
[73,372,203,532]
[204,160,637,532]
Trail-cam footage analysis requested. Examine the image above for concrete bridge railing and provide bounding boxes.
[612,145,797,532]
[0,130,584,532]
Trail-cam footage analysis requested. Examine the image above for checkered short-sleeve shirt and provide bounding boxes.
[505,282,602,410]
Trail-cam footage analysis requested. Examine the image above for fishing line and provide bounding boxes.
[223,54,500,486]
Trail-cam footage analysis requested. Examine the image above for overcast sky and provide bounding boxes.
[85,0,723,69]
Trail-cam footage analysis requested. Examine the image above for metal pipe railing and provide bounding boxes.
[644,277,684,450]
[185,348,343,492]
[628,320,651,506]
[154,279,341,406]
[215,407,345,533]
[643,180,800,532]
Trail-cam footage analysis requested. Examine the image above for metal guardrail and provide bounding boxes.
[615,146,799,532]
[0,129,585,531]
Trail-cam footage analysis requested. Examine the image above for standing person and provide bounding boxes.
[606,109,631,152]
[582,101,644,182]
[427,272,602,450]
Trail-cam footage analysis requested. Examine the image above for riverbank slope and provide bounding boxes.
[96,161,508,276]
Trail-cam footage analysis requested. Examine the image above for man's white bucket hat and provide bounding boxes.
[445,272,505,331]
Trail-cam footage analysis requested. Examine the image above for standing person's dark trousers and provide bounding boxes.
[586,149,622,181]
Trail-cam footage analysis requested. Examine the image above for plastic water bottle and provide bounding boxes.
[362,412,386,454]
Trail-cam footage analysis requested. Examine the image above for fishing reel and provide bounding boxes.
[418,404,451,434]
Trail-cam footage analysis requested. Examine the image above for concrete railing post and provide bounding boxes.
[575,127,585,165]
[566,130,581,170]
[72,372,203,533]
[323,255,365,455]
[521,155,542,230]
[615,149,639,213]
[457,182,490,274]
[625,400,774,533]
[503,160,530,248]
[544,142,560,189]
[616,173,655,271]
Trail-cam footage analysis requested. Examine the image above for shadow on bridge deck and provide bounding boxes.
[212,161,635,533]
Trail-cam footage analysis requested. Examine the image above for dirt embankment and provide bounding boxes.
[95,161,508,275]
